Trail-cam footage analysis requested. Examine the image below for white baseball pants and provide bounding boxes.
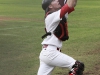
[37,45,76,75]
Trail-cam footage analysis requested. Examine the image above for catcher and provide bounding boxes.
[37,0,85,75]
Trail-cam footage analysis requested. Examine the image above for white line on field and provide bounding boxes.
[0,26,31,30]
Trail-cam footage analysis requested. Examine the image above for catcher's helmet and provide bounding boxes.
[42,0,53,11]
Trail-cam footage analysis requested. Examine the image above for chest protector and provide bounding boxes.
[54,17,69,41]
[42,16,69,41]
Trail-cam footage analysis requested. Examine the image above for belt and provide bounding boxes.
[42,44,61,52]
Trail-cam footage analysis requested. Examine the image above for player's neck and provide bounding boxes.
[49,8,59,13]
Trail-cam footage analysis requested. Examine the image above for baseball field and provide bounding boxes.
[0,0,100,75]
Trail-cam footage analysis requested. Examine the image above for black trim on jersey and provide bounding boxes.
[41,32,51,39]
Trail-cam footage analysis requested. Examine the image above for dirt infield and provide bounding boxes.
[0,16,43,22]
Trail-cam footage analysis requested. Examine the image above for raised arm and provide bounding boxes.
[60,0,77,18]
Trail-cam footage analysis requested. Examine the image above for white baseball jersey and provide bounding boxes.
[41,10,68,48]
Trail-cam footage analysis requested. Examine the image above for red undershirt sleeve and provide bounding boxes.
[68,7,74,14]
[60,4,75,18]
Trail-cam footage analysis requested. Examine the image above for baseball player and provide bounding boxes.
[37,0,85,75]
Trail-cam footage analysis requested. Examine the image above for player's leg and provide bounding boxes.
[37,60,55,75]
[48,52,76,69]
[48,52,84,75]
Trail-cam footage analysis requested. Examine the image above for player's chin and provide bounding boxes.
[59,4,61,7]
[55,5,61,10]
[58,5,61,9]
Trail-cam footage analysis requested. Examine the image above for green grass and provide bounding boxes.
[0,0,100,75]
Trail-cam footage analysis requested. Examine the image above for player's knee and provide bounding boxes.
[69,60,85,75]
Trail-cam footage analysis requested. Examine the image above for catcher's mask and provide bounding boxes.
[42,0,53,12]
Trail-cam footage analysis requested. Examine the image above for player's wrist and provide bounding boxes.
[66,0,77,8]
[65,4,72,11]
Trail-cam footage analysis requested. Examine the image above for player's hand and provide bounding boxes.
[67,0,77,8]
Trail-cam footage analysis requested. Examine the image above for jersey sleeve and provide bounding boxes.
[45,10,62,32]
[60,4,75,18]
[46,10,61,23]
